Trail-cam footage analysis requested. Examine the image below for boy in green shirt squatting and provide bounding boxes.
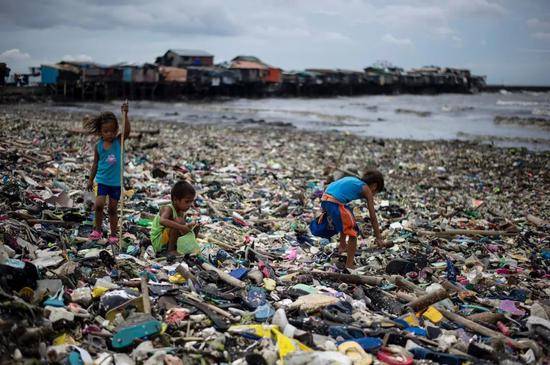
[150,181,199,255]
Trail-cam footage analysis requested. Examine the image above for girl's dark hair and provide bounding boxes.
[361,169,384,192]
[171,180,196,200]
[83,111,118,135]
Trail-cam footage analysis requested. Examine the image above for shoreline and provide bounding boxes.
[45,98,550,152]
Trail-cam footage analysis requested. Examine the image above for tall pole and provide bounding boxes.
[118,99,128,250]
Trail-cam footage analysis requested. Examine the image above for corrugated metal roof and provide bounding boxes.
[231,56,280,70]
[230,60,267,70]
[232,55,261,63]
[42,63,80,74]
[169,49,213,57]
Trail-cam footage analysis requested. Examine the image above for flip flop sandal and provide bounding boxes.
[108,236,119,245]
[321,308,353,324]
[338,341,373,365]
[339,337,382,352]
[180,297,229,330]
[327,301,354,315]
[376,346,413,365]
[289,316,329,335]
[62,211,85,223]
[329,325,365,340]
[42,210,63,220]
[89,230,103,241]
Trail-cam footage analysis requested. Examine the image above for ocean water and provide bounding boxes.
[54,91,550,150]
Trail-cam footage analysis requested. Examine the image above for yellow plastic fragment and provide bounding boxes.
[263,278,276,291]
[228,325,311,359]
[53,333,78,345]
[168,273,186,284]
[403,313,419,326]
[279,272,301,282]
[229,324,275,339]
[272,327,312,358]
[92,287,108,298]
[423,306,443,323]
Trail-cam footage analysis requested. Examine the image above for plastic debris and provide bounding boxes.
[0,104,548,364]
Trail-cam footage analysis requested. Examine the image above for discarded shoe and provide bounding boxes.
[89,230,103,241]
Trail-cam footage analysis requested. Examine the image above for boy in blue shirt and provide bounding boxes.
[310,170,385,268]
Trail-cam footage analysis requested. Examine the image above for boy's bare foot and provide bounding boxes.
[345,261,356,269]
[167,250,179,257]
[345,255,356,269]
[377,241,394,248]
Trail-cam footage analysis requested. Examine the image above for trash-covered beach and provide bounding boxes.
[0,103,549,364]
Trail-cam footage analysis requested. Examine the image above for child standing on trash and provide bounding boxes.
[150,180,200,256]
[310,170,386,269]
[85,102,130,244]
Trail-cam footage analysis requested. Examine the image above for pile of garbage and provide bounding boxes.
[0,104,548,364]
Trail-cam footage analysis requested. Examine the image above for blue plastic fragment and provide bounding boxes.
[404,326,427,337]
[254,303,275,322]
[43,287,65,307]
[338,337,383,352]
[392,318,409,328]
[328,325,365,340]
[245,286,267,309]
[446,258,458,282]
[68,351,83,365]
[230,268,249,280]
[112,317,162,349]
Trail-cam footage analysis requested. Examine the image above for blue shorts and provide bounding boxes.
[310,200,359,239]
[97,183,121,201]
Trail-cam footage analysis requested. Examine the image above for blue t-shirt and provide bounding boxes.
[325,176,366,204]
[95,138,121,187]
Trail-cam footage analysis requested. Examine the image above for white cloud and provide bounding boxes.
[0,48,31,61]
[382,34,413,47]
[448,0,507,17]
[517,48,550,53]
[532,32,550,41]
[322,31,352,42]
[527,18,550,30]
[62,54,94,62]
[0,0,241,36]
[452,35,463,48]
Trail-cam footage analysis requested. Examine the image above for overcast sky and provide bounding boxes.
[1,0,549,85]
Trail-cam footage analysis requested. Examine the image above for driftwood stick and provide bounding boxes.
[441,309,503,338]
[201,262,246,289]
[311,270,383,286]
[526,214,548,227]
[395,291,417,302]
[26,219,76,226]
[140,274,151,314]
[176,264,198,283]
[439,279,465,294]
[440,309,526,349]
[390,275,426,295]
[467,312,506,325]
[407,288,449,312]
[181,293,235,320]
[199,237,237,251]
[419,229,516,237]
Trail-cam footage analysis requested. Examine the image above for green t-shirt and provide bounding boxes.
[150,203,183,252]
